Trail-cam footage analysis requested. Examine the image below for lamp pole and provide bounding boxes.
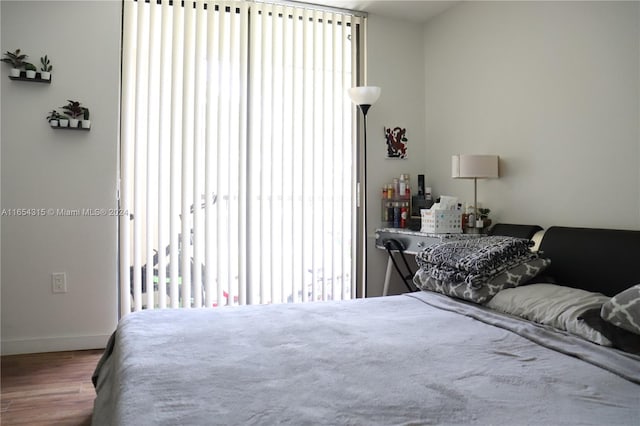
[360,106,370,297]
[348,87,380,298]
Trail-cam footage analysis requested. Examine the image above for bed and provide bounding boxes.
[92,225,640,425]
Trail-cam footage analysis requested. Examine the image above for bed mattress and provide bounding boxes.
[92,292,640,425]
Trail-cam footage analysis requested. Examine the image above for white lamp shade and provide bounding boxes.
[348,86,381,106]
[452,155,499,179]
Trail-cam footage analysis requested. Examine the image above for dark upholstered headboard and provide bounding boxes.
[538,226,640,297]
[488,223,543,240]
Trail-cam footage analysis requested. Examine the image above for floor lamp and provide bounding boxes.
[451,154,499,227]
[348,86,381,298]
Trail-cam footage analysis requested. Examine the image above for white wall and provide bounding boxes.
[422,1,640,230]
[365,1,639,296]
[1,1,120,354]
[2,1,637,350]
[365,15,427,296]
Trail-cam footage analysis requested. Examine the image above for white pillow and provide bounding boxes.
[487,283,612,345]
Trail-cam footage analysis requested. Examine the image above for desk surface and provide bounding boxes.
[375,228,485,295]
[375,228,485,254]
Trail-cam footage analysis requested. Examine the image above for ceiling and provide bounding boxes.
[307,1,461,24]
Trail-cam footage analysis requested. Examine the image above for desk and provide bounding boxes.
[375,228,482,296]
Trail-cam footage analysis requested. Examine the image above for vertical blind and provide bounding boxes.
[120,0,363,314]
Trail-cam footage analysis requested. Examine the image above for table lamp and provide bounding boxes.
[451,154,499,226]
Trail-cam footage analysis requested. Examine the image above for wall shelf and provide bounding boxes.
[51,125,90,131]
[8,73,51,84]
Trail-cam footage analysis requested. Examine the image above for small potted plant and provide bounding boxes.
[1,49,27,77]
[81,107,91,129]
[478,208,491,228]
[46,110,63,127]
[24,62,37,79]
[40,55,52,80]
[58,113,69,127]
[61,100,84,128]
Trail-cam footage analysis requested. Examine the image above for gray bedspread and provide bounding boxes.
[92,292,640,426]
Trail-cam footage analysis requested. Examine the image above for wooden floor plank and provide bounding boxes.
[1,349,103,426]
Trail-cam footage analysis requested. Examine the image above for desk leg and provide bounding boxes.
[382,256,394,296]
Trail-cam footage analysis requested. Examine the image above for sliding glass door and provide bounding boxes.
[120,0,364,314]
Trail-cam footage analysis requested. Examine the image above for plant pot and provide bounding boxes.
[69,118,80,128]
[81,120,91,129]
[40,71,51,80]
[10,68,20,77]
[49,120,59,127]
[26,70,36,79]
[58,119,69,128]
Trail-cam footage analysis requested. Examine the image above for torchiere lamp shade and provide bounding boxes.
[348,86,381,109]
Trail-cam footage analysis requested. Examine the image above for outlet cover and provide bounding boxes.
[51,272,67,293]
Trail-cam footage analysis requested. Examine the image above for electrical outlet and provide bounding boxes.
[51,273,67,293]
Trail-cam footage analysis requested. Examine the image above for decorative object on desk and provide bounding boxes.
[1,48,28,77]
[381,174,412,229]
[381,198,410,229]
[421,208,463,234]
[40,55,52,80]
[452,154,499,228]
[421,196,462,234]
[411,174,433,231]
[348,85,381,297]
[382,174,411,200]
[384,126,407,159]
[477,207,491,228]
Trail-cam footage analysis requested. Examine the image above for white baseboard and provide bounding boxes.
[1,334,111,355]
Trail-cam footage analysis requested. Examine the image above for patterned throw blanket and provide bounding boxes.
[414,236,549,303]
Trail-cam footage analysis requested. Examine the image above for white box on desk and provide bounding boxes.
[420,209,462,234]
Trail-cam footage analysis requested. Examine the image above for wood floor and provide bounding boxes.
[1,349,103,426]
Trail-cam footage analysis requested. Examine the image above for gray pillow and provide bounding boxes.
[487,283,612,346]
[578,308,640,355]
[600,284,640,336]
[413,257,550,304]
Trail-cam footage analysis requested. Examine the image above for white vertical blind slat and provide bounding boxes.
[236,2,247,307]
[270,5,280,304]
[329,12,337,301]
[310,9,318,302]
[221,2,237,305]
[204,0,218,309]
[256,5,272,303]
[228,1,239,306]
[288,6,299,303]
[192,0,206,308]
[181,0,194,308]
[145,0,160,310]
[156,0,172,309]
[301,7,309,303]
[280,6,291,304]
[169,1,183,308]
[216,1,229,308]
[237,1,249,306]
